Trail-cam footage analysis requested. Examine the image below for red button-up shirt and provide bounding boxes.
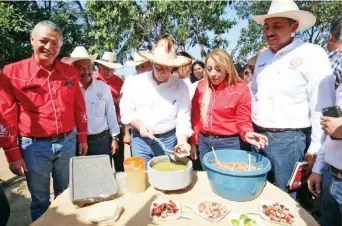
[190,80,254,145]
[0,56,87,163]
[93,71,123,122]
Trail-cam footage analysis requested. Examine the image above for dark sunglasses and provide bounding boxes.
[244,71,251,76]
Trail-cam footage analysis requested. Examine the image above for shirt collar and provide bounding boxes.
[210,79,228,91]
[272,38,303,57]
[148,71,173,86]
[29,54,64,76]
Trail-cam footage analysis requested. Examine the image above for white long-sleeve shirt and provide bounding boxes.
[81,79,120,137]
[313,84,342,174]
[251,38,335,155]
[120,71,193,137]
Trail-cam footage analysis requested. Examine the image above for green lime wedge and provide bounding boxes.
[240,214,249,221]
[231,219,240,226]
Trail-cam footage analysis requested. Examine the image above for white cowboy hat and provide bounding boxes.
[252,0,316,32]
[126,51,150,67]
[137,38,192,67]
[95,52,123,69]
[61,46,97,65]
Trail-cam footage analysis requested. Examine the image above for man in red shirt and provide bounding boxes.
[0,21,88,221]
[93,52,126,171]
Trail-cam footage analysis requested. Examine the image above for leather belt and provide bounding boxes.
[31,130,73,142]
[202,132,238,139]
[153,129,176,138]
[253,123,308,133]
[329,164,342,179]
[87,130,109,140]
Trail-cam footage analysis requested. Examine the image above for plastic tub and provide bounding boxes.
[203,149,271,202]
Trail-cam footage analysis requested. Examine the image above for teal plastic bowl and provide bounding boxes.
[203,149,271,202]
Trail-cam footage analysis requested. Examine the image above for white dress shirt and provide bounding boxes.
[313,84,342,174]
[120,71,193,137]
[81,79,120,137]
[251,38,335,155]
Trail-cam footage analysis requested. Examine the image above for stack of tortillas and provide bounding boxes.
[76,200,123,224]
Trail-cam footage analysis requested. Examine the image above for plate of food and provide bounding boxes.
[228,213,265,226]
[259,200,296,225]
[191,199,230,222]
[150,200,182,220]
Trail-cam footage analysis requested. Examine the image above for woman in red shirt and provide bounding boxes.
[190,49,268,169]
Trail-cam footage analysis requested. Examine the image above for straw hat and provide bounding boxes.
[137,38,192,67]
[95,52,123,69]
[126,51,150,67]
[62,46,97,65]
[252,0,316,32]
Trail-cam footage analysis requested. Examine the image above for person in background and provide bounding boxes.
[120,38,193,168]
[251,0,335,197]
[126,51,153,75]
[234,63,244,79]
[191,61,205,83]
[0,21,88,221]
[62,47,120,160]
[190,49,268,170]
[243,64,254,87]
[326,18,342,89]
[92,51,127,171]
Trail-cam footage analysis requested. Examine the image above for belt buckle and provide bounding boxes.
[51,134,59,142]
[330,166,342,179]
[207,133,215,138]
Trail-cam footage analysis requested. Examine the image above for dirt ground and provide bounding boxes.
[0,145,131,226]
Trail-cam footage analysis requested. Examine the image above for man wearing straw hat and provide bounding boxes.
[126,50,153,75]
[251,0,335,197]
[62,47,120,159]
[0,21,88,221]
[120,38,193,168]
[93,51,127,171]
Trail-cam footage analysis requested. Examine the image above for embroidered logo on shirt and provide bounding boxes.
[96,92,103,100]
[258,63,267,68]
[81,111,87,122]
[0,124,9,136]
[289,57,303,70]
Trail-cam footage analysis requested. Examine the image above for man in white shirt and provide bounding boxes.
[120,38,193,168]
[63,46,120,157]
[251,0,335,197]
[308,84,342,226]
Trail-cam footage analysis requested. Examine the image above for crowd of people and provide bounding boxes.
[0,0,341,225]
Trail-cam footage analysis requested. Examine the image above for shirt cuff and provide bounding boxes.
[306,142,320,155]
[312,160,326,175]
[240,126,254,143]
[77,132,87,143]
[4,147,22,163]
[176,127,193,139]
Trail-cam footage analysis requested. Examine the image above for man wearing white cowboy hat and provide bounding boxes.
[120,38,193,168]
[62,47,120,160]
[126,50,153,75]
[93,51,127,171]
[250,0,335,197]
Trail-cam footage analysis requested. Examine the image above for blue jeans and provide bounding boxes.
[131,129,177,169]
[198,133,242,170]
[19,131,76,221]
[321,166,342,226]
[252,130,306,198]
[87,130,111,156]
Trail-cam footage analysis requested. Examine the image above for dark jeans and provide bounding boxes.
[113,129,124,172]
[87,130,112,156]
[198,133,246,170]
[0,183,10,226]
[131,129,177,169]
[252,130,306,198]
[19,130,76,221]
[321,166,342,226]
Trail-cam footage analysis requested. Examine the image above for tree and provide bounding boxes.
[232,1,342,63]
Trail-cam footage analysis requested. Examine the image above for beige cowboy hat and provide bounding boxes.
[252,0,316,32]
[95,52,123,69]
[61,46,97,65]
[137,38,192,67]
[126,51,150,67]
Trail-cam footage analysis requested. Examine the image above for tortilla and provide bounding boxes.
[77,200,122,223]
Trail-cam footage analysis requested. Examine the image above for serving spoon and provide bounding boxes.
[154,137,190,158]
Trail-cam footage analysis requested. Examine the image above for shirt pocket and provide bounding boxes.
[21,84,47,109]
[160,98,178,118]
[60,86,75,104]
[92,99,105,117]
